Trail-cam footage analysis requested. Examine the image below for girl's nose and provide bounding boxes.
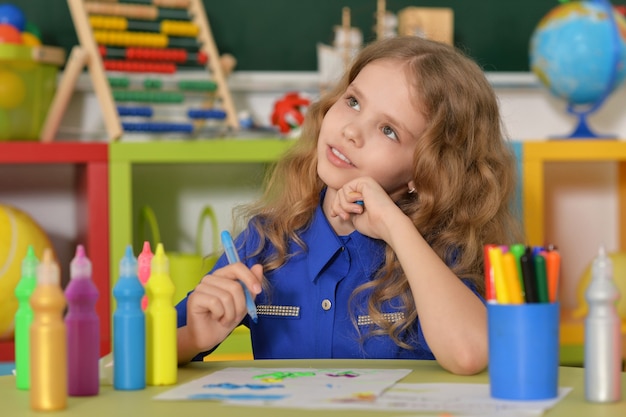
[342,121,364,146]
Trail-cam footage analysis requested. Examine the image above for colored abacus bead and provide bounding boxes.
[188,109,227,120]
[113,90,184,103]
[122,121,194,133]
[117,106,153,117]
[178,79,216,92]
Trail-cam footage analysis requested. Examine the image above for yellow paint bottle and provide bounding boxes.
[29,249,67,411]
[145,243,177,385]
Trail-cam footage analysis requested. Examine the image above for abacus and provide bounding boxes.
[41,0,239,142]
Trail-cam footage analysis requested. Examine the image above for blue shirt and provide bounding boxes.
[176,201,484,360]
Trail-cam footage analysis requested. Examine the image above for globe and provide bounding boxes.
[529,0,626,138]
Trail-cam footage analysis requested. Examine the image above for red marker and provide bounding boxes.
[483,244,497,302]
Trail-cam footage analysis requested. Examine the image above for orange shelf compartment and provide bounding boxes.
[0,142,110,361]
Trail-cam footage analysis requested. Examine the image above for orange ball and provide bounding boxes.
[0,23,22,44]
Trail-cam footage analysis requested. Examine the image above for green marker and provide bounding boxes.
[534,252,550,303]
[14,245,39,390]
[510,243,526,294]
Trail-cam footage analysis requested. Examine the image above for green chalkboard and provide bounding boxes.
[7,0,580,71]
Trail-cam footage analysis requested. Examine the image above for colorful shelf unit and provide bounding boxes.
[0,142,110,361]
[109,139,293,273]
[109,138,293,358]
[523,140,626,366]
[523,140,626,249]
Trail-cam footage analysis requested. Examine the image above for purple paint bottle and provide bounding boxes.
[64,244,100,396]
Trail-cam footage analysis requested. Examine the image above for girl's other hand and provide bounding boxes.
[184,263,263,354]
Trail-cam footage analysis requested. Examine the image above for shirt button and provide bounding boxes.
[321,299,332,310]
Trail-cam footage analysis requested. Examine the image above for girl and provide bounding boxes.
[176,36,520,375]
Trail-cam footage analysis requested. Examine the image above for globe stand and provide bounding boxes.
[567,109,615,139]
[552,101,616,140]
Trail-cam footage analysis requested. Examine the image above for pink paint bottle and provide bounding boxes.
[64,244,100,396]
[138,241,153,310]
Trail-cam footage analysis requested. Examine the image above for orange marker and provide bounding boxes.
[545,249,561,303]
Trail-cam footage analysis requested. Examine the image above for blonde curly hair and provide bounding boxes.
[237,36,521,348]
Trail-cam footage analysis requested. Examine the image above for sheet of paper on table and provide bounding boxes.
[371,383,572,416]
[155,368,572,415]
[154,367,412,407]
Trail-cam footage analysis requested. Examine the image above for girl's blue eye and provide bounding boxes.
[382,125,398,141]
[348,96,360,110]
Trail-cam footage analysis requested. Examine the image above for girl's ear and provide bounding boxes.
[408,181,416,194]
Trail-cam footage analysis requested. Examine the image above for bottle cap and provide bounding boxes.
[37,248,60,285]
[70,244,92,280]
[21,245,39,279]
[150,243,169,275]
[137,240,153,285]
[119,244,138,278]
[592,245,613,280]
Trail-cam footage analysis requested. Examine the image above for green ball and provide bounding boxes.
[24,21,41,40]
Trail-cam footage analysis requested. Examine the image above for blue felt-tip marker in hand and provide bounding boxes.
[220,230,258,323]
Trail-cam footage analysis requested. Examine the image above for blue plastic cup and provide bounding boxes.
[487,302,560,400]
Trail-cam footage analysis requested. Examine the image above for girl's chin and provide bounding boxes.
[317,173,347,192]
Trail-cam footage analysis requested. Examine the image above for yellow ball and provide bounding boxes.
[0,204,54,340]
[0,70,25,109]
[21,32,41,46]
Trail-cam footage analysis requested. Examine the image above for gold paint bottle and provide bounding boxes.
[30,249,67,411]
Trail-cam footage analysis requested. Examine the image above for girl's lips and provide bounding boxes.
[327,146,354,167]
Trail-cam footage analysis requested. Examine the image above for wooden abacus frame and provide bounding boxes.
[41,0,239,142]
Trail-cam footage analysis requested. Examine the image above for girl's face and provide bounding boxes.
[317,59,426,201]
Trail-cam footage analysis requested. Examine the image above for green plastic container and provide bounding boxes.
[0,44,64,141]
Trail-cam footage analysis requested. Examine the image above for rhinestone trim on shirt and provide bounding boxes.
[256,304,300,317]
[357,312,405,326]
